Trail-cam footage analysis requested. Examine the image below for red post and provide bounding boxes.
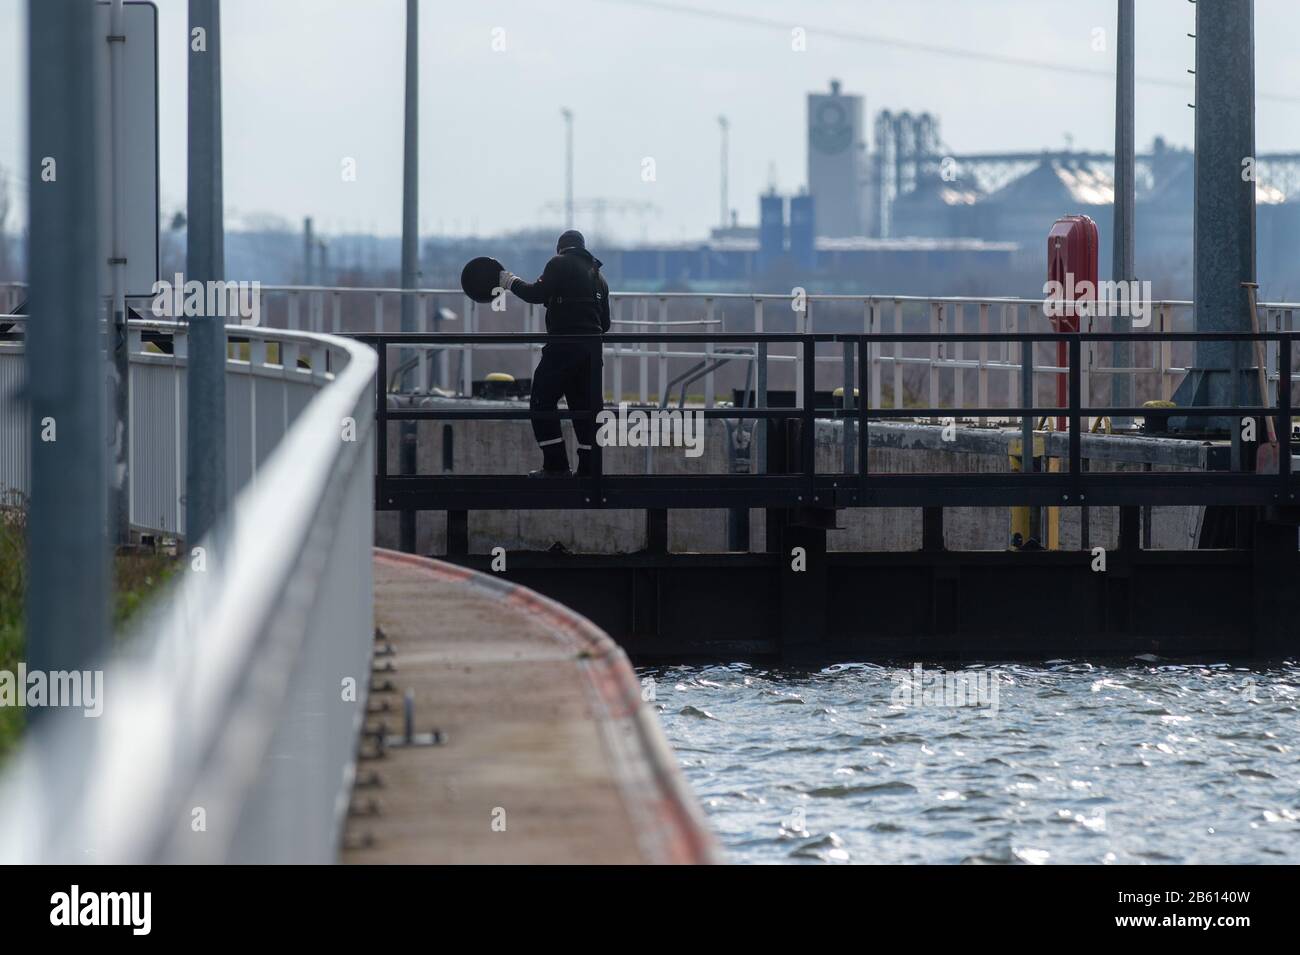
[1046,215,1098,431]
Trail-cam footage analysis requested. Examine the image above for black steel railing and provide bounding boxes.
[353,331,1299,511]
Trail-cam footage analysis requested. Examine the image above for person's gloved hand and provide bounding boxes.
[498,270,517,292]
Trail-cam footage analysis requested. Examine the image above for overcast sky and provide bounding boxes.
[2,0,1300,243]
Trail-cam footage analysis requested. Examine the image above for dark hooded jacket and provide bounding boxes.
[507,247,611,336]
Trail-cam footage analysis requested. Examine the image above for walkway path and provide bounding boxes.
[341,549,717,864]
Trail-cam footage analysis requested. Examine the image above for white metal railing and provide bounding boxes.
[5,283,1299,414]
[0,319,377,863]
[175,284,1299,412]
[1,313,352,535]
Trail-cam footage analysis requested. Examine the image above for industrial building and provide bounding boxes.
[228,77,1300,301]
[806,79,867,238]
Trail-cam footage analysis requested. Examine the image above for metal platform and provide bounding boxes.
[357,329,1300,512]
[355,329,1300,661]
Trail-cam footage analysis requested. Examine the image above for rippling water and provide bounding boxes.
[644,660,1300,864]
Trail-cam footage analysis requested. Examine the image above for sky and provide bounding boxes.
[2,0,1300,244]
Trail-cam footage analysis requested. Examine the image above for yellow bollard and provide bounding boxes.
[1008,434,1046,548]
[1045,456,1061,550]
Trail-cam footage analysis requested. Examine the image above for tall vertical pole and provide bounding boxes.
[398,0,419,553]
[718,115,730,229]
[562,108,574,229]
[302,215,314,284]
[26,0,109,673]
[1173,0,1257,428]
[108,0,131,546]
[186,0,227,546]
[1111,0,1135,428]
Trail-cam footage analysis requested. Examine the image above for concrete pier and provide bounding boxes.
[341,550,718,864]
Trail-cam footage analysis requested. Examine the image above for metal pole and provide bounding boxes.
[562,108,574,229]
[302,215,314,284]
[398,0,419,553]
[1111,0,1135,428]
[841,341,854,472]
[108,0,131,547]
[186,0,227,546]
[718,115,729,229]
[1021,339,1035,540]
[755,300,766,476]
[1279,336,1292,488]
[400,1,419,330]
[26,0,109,673]
[1172,0,1257,430]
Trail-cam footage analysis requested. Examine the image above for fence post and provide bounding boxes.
[704,298,715,408]
[1021,334,1035,487]
[841,339,854,474]
[755,298,766,477]
[893,300,903,410]
[588,337,603,503]
[802,334,815,502]
[978,302,989,426]
[1280,336,1292,494]
[612,297,623,403]
[1069,335,1082,500]
[858,333,870,489]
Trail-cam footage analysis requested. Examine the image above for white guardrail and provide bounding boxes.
[0,317,377,863]
[5,281,1300,417]
[245,285,1299,414]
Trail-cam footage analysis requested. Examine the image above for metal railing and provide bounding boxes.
[0,319,377,863]
[174,285,1300,411]
[361,328,1298,512]
[1,315,352,535]
[5,280,1300,409]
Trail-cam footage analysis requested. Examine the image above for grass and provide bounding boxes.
[0,500,25,759]
[0,497,178,761]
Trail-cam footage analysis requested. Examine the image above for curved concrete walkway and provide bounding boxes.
[341,549,718,864]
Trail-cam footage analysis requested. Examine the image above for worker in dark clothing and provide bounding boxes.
[499,230,610,476]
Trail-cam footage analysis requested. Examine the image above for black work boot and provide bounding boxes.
[530,440,569,477]
[576,446,594,477]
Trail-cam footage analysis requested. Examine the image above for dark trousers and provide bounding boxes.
[530,341,600,471]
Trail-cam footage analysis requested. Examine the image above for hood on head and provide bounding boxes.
[557,229,586,253]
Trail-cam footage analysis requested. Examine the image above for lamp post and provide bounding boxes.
[562,107,574,229]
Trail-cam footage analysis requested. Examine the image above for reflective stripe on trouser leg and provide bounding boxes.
[531,345,571,470]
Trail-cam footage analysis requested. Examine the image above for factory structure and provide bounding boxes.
[149,78,1300,301]
[423,78,1300,300]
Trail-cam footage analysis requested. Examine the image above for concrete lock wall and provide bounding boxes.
[374,399,1202,556]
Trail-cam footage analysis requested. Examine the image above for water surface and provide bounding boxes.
[644,660,1300,864]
